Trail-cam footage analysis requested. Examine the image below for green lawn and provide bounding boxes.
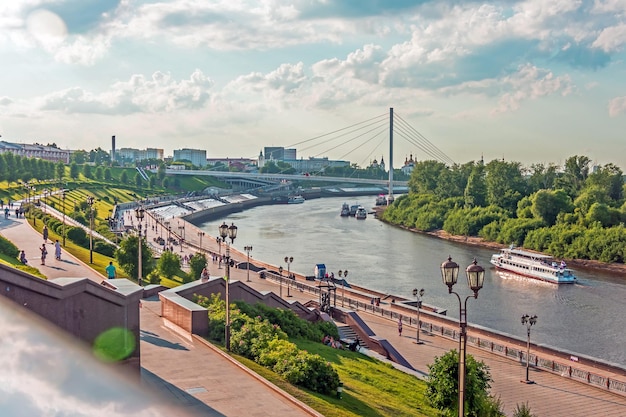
[230,339,438,417]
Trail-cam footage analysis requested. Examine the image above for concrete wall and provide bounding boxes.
[0,264,143,370]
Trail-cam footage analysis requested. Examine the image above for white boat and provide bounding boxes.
[490,247,576,284]
[355,206,367,220]
[375,195,387,206]
[349,204,359,216]
[340,202,350,216]
[288,195,305,204]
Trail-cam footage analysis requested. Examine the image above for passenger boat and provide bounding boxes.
[375,195,387,206]
[287,195,305,204]
[340,202,350,216]
[349,204,359,216]
[490,246,576,284]
[355,206,367,220]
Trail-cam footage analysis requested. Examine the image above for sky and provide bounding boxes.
[1,0,626,170]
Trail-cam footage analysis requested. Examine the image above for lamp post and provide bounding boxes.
[218,221,237,351]
[244,245,253,282]
[412,288,425,344]
[135,206,145,286]
[86,196,94,264]
[521,314,538,384]
[338,270,348,307]
[178,225,184,252]
[43,189,49,212]
[61,190,66,246]
[278,266,283,298]
[440,256,485,417]
[197,231,205,249]
[284,256,293,297]
[164,221,170,249]
[216,237,223,268]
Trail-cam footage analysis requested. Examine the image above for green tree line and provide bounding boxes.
[0,152,58,184]
[381,155,626,263]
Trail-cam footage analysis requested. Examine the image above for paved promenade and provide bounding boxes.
[3,207,626,416]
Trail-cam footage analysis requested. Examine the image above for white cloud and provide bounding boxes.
[493,64,573,113]
[592,23,626,52]
[39,70,214,114]
[608,96,626,116]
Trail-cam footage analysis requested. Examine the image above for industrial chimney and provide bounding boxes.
[111,135,116,164]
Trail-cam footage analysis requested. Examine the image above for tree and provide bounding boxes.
[464,163,487,207]
[530,189,573,226]
[120,170,128,184]
[83,164,93,179]
[115,235,155,281]
[157,250,180,279]
[157,163,166,180]
[426,349,500,416]
[95,166,104,180]
[484,159,526,213]
[56,161,65,181]
[71,150,88,164]
[408,160,448,194]
[104,167,112,181]
[189,252,207,280]
[134,172,142,187]
[69,162,79,179]
[149,175,156,188]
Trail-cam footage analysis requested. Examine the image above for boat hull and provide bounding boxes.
[490,257,576,284]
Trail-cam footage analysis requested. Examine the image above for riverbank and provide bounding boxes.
[373,207,626,277]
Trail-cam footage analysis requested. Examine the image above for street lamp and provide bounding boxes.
[61,190,66,246]
[86,196,94,264]
[164,221,170,250]
[284,256,293,297]
[244,245,253,282]
[278,266,283,298]
[43,189,49,212]
[338,270,348,307]
[197,231,205,249]
[178,224,184,252]
[218,221,237,351]
[521,314,538,384]
[440,256,485,417]
[216,237,223,268]
[135,206,145,286]
[412,288,425,344]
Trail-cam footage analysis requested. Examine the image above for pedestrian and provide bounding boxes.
[4,207,9,219]
[54,240,62,260]
[200,267,209,281]
[105,261,117,279]
[43,225,49,243]
[40,244,47,265]
[15,208,19,218]
[398,318,403,337]
[19,250,27,264]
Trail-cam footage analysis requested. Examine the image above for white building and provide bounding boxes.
[0,141,71,163]
[173,148,207,167]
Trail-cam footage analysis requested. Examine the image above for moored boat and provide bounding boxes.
[288,195,305,204]
[355,206,367,220]
[340,202,350,216]
[375,194,387,206]
[349,204,359,216]
[490,246,576,284]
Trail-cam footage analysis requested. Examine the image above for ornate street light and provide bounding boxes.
[244,245,253,282]
[43,189,49,212]
[440,256,485,417]
[278,266,283,297]
[218,221,237,351]
[521,314,538,384]
[284,256,294,297]
[412,288,425,344]
[86,196,95,264]
[338,270,348,307]
[134,206,145,286]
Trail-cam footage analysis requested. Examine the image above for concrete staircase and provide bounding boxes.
[336,324,368,349]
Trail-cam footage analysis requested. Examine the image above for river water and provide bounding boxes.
[196,196,626,366]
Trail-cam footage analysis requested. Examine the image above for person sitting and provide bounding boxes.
[19,250,27,265]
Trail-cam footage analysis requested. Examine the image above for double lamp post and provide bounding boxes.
[218,221,237,351]
[440,256,485,417]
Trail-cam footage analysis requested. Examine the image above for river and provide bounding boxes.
[196,196,626,366]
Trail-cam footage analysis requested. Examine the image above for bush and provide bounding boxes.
[66,226,89,247]
[94,241,116,257]
[157,250,180,279]
[0,235,19,258]
[189,252,207,280]
[147,270,162,285]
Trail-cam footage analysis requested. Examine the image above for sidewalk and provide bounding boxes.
[0,210,103,282]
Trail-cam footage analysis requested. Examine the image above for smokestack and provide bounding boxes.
[111,135,116,164]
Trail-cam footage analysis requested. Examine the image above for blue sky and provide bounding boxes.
[1,0,626,170]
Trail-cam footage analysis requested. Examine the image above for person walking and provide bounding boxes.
[105,262,117,279]
[43,225,49,243]
[398,318,403,337]
[54,240,62,260]
[40,244,47,265]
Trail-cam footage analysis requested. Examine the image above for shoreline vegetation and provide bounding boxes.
[374,207,626,277]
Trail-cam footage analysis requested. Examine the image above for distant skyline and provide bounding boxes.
[1,1,626,170]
